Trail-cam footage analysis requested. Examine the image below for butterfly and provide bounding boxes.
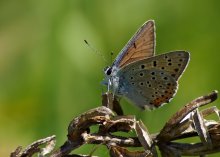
[103,20,190,110]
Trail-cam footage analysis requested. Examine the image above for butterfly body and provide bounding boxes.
[104,20,190,110]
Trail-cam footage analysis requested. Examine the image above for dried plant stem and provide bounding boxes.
[11,91,220,157]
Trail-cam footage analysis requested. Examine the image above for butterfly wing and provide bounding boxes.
[113,20,155,68]
[117,51,190,110]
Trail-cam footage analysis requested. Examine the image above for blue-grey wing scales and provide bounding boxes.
[116,51,190,110]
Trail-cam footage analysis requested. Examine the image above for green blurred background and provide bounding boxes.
[0,0,220,156]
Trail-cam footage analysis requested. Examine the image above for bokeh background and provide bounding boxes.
[0,0,220,156]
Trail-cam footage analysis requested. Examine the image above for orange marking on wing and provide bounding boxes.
[150,85,176,107]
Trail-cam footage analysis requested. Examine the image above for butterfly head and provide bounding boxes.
[103,65,121,94]
[104,66,112,76]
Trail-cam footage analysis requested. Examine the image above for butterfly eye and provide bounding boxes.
[105,67,112,76]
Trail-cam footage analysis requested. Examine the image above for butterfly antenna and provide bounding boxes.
[110,51,114,63]
[84,40,108,64]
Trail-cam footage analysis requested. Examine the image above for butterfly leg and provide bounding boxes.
[107,78,116,100]
[107,79,111,92]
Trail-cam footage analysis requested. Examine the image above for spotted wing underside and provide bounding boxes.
[118,51,190,110]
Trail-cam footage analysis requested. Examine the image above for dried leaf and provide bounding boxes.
[82,132,141,147]
[192,109,212,149]
[68,106,114,141]
[135,120,158,157]
[158,91,218,141]
[201,106,220,120]
[107,115,135,133]
[39,136,56,156]
[102,92,123,115]
[10,146,22,157]
[135,120,152,149]
[16,135,56,157]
